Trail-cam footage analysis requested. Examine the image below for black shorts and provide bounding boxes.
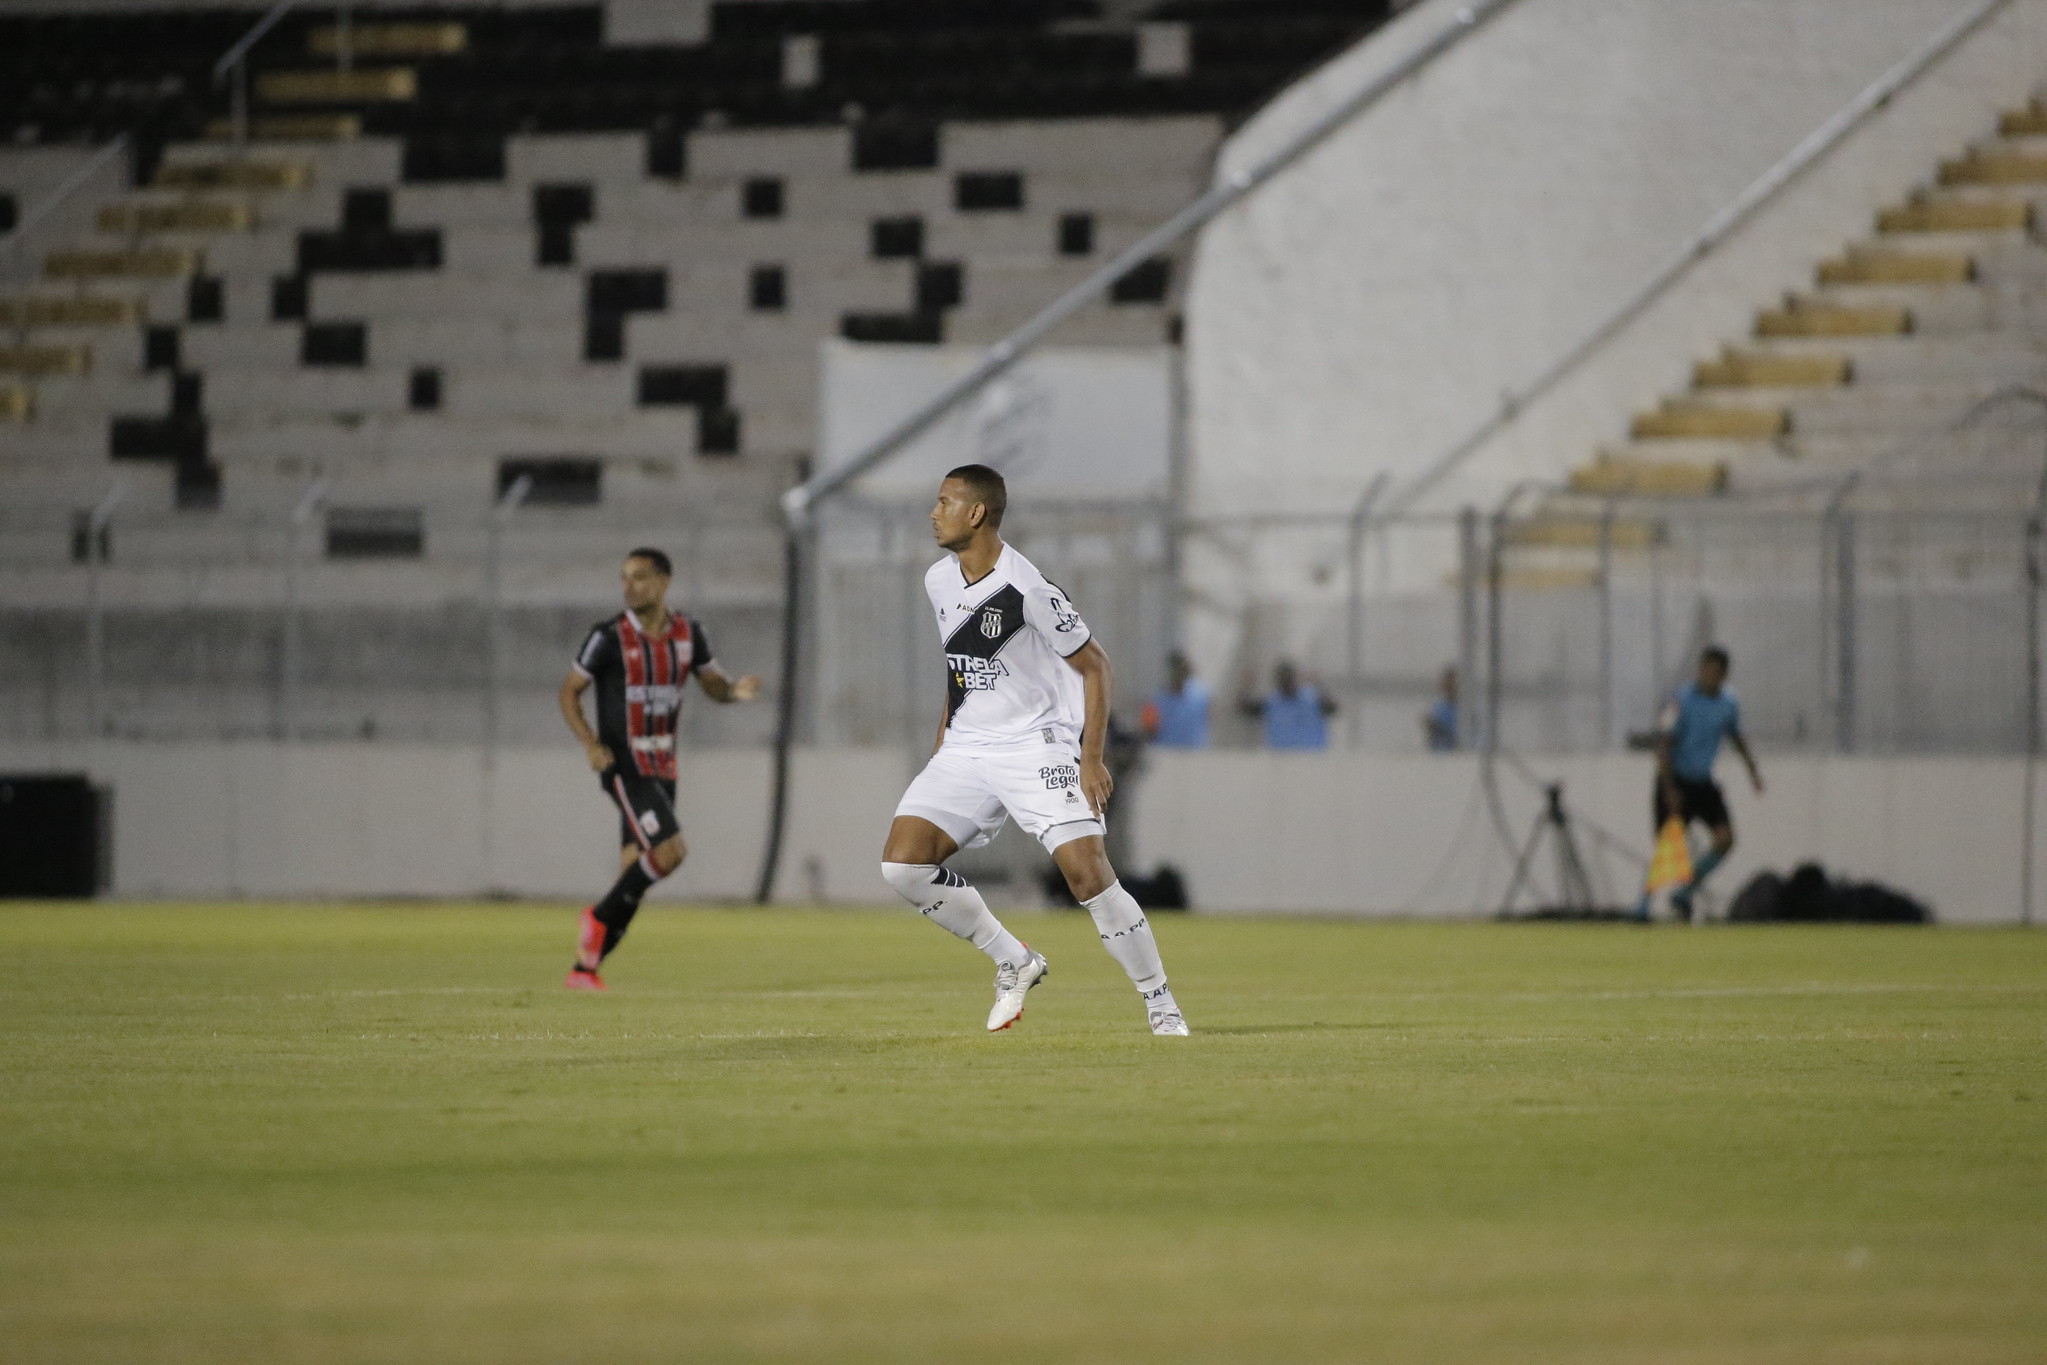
[1654,777,1730,833]
[602,767,680,851]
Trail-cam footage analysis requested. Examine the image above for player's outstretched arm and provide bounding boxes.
[1731,731,1764,793]
[1062,639,1115,816]
[558,669,611,772]
[695,663,762,704]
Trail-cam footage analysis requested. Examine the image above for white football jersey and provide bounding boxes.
[926,542,1091,750]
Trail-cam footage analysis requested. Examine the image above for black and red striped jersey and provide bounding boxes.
[572,609,714,780]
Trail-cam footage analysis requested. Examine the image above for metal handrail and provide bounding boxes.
[780,0,1526,527]
[0,134,130,272]
[213,0,304,82]
[1379,0,2016,518]
[213,0,311,147]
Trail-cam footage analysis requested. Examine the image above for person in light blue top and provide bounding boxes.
[1421,665,1459,752]
[1238,660,1337,751]
[1141,652,1210,749]
[1651,645,1764,919]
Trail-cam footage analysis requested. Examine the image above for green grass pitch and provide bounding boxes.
[2,903,2043,1364]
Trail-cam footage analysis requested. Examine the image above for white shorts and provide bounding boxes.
[894,742,1105,854]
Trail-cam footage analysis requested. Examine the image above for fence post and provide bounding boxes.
[2025,508,2042,927]
[1343,472,1388,750]
[82,483,124,739]
[1484,507,1506,757]
[1457,506,1480,751]
[279,478,327,741]
[1835,511,1857,753]
[485,475,532,753]
[1598,500,1615,748]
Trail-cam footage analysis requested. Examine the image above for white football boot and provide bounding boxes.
[1149,1008,1191,1037]
[986,949,1049,1031]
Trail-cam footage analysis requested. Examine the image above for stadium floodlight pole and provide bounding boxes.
[280,477,328,741]
[1343,471,1391,749]
[1381,0,2015,520]
[777,0,1520,531]
[82,481,125,742]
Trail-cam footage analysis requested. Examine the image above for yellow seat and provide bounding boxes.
[1631,403,1785,440]
[1877,199,2029,233]
[1815,249,1972,285]
[0,296,144,327]
[1693,350,1849,388]
[203,114,363,142]
[98,201,251,234]
[1569,457,1727,498]
[1998,103,2047,136]
[0,344,91,377]
[45,247,199,279]
[309,22,466,57]
[154,161,311,191]
[257,68,417,103]
[1755,303,1910,337]
[1938,149,2047,185]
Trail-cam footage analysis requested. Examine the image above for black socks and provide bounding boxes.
[592,858,656,955]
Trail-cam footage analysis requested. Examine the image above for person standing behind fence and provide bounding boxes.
[1238,660,1336,750]
[1141,651,1210,749]
[1648,645,1763,920]
[1421,665,1459,752]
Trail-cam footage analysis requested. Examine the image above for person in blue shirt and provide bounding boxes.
[1237,660,1337,750]
[1654,645,1764,918]
[1420,665,1459,751]
[1141,651,1210,749]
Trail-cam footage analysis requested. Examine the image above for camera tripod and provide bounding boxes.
[1497,781,1604,918]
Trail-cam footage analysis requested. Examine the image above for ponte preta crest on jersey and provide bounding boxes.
[945,584,1027,719]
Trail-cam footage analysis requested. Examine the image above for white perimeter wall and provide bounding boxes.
[1182,0,2047,665]
[0,741,2034,924]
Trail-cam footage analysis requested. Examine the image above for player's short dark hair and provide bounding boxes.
[1701,645,1731,671]
[945,463,1006,528]
[626,546,672,577]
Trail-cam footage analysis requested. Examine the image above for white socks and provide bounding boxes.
[1084,881,1177,1012]
[882,862,1031,966]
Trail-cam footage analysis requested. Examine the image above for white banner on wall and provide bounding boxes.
[816,339,1172,502]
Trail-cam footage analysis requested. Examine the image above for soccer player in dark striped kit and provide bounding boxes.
[556,547,760,989]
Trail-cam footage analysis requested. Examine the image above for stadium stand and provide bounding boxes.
[0,0,1390,742]
[1504,106,2047,573]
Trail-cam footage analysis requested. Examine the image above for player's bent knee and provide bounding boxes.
[881,860,939,905]
[882,815,958,866]
[650,836,685,876]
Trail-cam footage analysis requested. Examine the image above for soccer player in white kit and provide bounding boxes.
[880,464,1190,1036]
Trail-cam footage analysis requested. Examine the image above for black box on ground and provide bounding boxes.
[0,775,110,898]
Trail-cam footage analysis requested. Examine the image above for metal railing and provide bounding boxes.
[0,135,131,280]
[213,0,309,148]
